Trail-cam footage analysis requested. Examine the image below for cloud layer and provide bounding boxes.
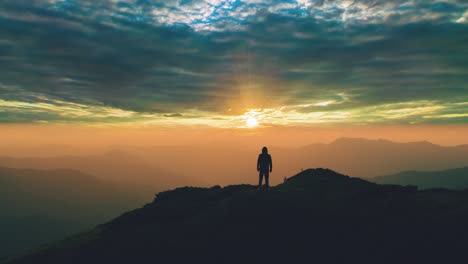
[0,0,467,126]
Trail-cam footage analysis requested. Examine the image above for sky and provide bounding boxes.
[0,0,468,143]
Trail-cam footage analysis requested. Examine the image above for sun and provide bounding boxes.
[246,116,259,128]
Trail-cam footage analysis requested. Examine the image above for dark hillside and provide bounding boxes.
[8,169,468,264]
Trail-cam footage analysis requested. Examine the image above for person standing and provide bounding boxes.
[257,146,272,190]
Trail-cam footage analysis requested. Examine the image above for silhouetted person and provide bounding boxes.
[257,146,272,190]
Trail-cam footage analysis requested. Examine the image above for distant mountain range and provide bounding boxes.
[7,168,468,264]
[1,138,468,187]
[291,138,468,177]
[0,167,150,260]
[116,138,468,185]
[372,167,468,190]
[0,150,205,190]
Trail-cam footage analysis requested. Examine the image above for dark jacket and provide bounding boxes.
[257,153,272,172]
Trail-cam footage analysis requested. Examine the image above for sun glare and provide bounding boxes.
[246,117,259,128]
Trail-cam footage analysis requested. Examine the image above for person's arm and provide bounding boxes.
[257,155,260,171]
[269,155,273,172]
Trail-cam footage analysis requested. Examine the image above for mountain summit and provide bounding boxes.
[8,169,468,264]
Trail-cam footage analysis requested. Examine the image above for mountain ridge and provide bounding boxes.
[2,138,468,187]
[8,168,468,264]
[372,166,468,189]
[0,151,205,189]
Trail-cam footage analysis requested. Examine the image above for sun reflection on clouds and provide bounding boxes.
[0,95,467,127]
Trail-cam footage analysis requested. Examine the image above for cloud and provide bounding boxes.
[457,10,468,23]
[163,113,184,117]
[0,0,467,125]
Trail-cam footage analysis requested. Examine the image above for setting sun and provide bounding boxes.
[246,117,259,128]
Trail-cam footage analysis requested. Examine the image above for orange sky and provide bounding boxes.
[1,124,467,155]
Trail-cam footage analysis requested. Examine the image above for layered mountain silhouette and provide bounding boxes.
[373,167,468,189]
[292,138,468,177]
[7,169,468,264]
[0,167,150,260]
[0,150,205,190]
[2,139,468,187]
[111,138,468,185]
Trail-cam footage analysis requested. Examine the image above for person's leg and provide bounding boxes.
[265,171,270,189]
[258,171,264,189]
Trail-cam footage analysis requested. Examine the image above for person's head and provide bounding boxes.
[262,146,268,154]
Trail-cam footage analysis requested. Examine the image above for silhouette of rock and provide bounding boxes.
[8,169,468,264]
